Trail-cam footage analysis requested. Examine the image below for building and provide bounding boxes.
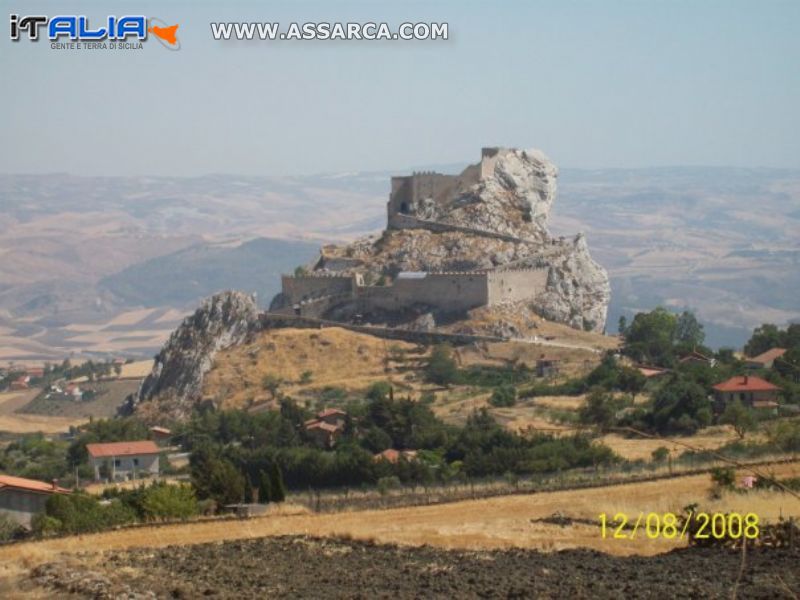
[745,348,787,370]
[678,350,715,367]
[86,440,161,482]
[373,449,418,464]
[535,355,561,378]
[712,375,780,411]
[304,408,348,448]
[271,149,552,322]
[10,377,29,391]
[636,365,670,379]
[149,426,172,445]
[0,474,70,528]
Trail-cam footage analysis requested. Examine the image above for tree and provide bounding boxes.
[744,324,782,357]
[426,344,458,386]
[617,315,627,336]
[617,366,646,401]
[675,310,705,347]
[299,370,313,385]
[258,469,272,503]
[269,462,287,502]
[366,381,392,403]
[774,348,800,384]
[579,388,617,432]
[719,400,756,440]
[623,307,678,367]
[141,483,198,521]
[650,377,711,434]
[489,384,517,407]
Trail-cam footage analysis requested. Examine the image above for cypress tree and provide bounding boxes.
[269,462,286,503]
[258,470,273,504]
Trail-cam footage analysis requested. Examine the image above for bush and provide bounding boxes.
[426,344,458,386]
[489,384,517,408]
[141,483,198,521]
[0,513,23,542]
[651,446,670,463]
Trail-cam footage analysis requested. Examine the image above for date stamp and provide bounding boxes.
[599,512,760,540]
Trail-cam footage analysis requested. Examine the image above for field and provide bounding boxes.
[2,461,799,597]
[18,380,140,419]
[0,391,86,434]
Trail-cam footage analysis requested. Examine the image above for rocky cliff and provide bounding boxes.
[286,147,610,333]
[131,291,259,420]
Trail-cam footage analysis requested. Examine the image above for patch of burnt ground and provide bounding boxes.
[31,535,799,599]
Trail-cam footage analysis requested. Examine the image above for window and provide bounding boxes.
[133,458,139,467]
[114,459,121,468]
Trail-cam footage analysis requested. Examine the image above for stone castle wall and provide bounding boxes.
[487,268,549,304]
[356,272,489,314]
[281,274,355,305]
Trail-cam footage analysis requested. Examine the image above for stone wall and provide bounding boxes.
[356,272,489,314]
[487,268,549,304]
[281,274,355,305]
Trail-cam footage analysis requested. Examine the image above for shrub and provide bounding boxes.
[426,344,458,386]
[651,446,670,463]
[489,384,517,408]
[141,483,198,521]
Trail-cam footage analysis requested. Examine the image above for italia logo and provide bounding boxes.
[9,15,180,50]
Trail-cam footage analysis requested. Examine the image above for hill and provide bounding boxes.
[99,237,319,307]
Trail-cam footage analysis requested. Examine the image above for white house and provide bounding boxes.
[0,474,70,528]
[86,440,161,482]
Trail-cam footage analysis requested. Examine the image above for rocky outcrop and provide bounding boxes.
[132,291,259,420]
[303,147,610,333]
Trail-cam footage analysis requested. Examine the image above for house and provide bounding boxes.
[536,355,561,378]
[25,367,45,379]
[745,348,787,370]
[304,408,348,448]
[712,375,780,411]
[65,383,82,401]
[316,408,347,428]
[373,449,418,464]
[10,376,30,391]
[149,426,172,445]
[637,365,670,379]
[86,440,161,482]
[678,350,715,367]
[0,474,70,528]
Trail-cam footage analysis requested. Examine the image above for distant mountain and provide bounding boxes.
[100,237,320,308]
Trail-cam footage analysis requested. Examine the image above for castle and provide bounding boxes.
[271,148,552,322]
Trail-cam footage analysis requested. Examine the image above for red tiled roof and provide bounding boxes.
[0,474,70,494]
[747,348,787,365]
[86,440,160,458]
[149,426,171,435]
[713,376,779,393]
[374,449,401,463]
[306,421,339,433]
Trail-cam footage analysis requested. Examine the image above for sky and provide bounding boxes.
[2,0,799,176]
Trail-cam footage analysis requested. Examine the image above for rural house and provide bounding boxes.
[678,350,715,367]
[712,375,780,412]
[86,440,161,482]
[0,474,70,528]
[149,426,172,445]
[745,348,787,370]
[304,408,348,448]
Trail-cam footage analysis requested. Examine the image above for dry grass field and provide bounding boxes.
[203,327,422,408]
[0,390,86,434]
[1,461,797,580]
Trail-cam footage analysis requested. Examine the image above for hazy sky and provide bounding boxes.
[2,0,799,176]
